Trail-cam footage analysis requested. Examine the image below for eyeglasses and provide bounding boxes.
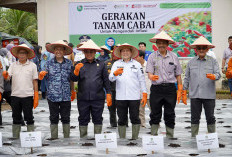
[18,51,28,55]
[196,47,208,50]
[84,51,96,54]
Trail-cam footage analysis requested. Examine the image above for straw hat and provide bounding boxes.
[149,30,175,44]
[190,36,215,49]
[113,43,139,59]
[10,44,35,59]
[77,40,102,52]
[46,40,73,55]
[76,41,87,48]
[100,45,111,53]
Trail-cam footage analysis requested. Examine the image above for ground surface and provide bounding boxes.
[0,99,231,157]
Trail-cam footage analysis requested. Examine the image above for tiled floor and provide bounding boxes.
[0,99,231,156]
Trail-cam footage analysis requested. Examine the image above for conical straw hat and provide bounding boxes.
[77,40,102,52]
[76,41,87,48]
[113,43,139,59]
[149,30,174,44]
[46,40,73,55]
[100,45,111,53]
[190,36,215,49]
[10,44,35,59]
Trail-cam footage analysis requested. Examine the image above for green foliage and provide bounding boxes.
[216,90,230,94]
[0,8,37,43]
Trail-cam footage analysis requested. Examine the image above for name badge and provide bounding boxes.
[132,69,138,72]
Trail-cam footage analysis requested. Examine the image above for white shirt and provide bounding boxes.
[6,51,16,65]
[109,59,147,100]
[207,50,216,59]
[8,60,38,97]
[0,56,6,71]
[74,50,85,62]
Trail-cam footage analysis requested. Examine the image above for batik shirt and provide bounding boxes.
[45,57,73,102]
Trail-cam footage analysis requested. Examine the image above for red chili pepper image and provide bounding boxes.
[178,51,188,57]
[173,17,180,25]
[167,47,173,51]
[186,30,192,34]
[175,21,180,25]
[199,21,205,26]
[184,42,190,47]
[206,24,212,32]
[183,48,190,54]
[152,44,158,51]
[194,49,198,55]
[172,42,179,48]
[182,37,186,40]
[194,31,203,36]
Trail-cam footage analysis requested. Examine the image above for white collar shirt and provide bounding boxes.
[109,59,147,100]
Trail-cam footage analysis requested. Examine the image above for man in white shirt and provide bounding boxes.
[109,43,147,140]
[3,44,38,139]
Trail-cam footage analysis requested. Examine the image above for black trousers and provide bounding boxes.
[190,98,216,125]
[0,91,12,124]
[117,100,141,126]
[48,99,71,124]
[149,84,177,129]
[11,96,34,125]
[0,91,12,109]
[77,100,105,126]
[2,91,11,106]
[108,91,117,125]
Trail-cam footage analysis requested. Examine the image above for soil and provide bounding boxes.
[82,143,93,146]
[168,143,181,147]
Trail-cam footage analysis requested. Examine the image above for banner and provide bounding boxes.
[69,0,211,57]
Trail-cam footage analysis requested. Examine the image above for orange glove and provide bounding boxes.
[0,93,2,101]
[33,91,39,109]
[141,93,148,107]
[0,61,2,69]
[150,75,159,81]
[226,58,232,78]
[226,70,232,79]
[177,84,183,104]
[2,71,9,80]
[113,68,123,76]
[106,94,112,107]
[206,73,216,80]
[71,90,76,101]
[74,63,84,76]
[182,90,187,105]
[39,71,48,80]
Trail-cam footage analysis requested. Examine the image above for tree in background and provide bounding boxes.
[0,8,37,43]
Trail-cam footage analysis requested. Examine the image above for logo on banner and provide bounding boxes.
[77,5,83,12]
[114,5,124,9]
[143,4,158,8]
[132,4,142,8]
